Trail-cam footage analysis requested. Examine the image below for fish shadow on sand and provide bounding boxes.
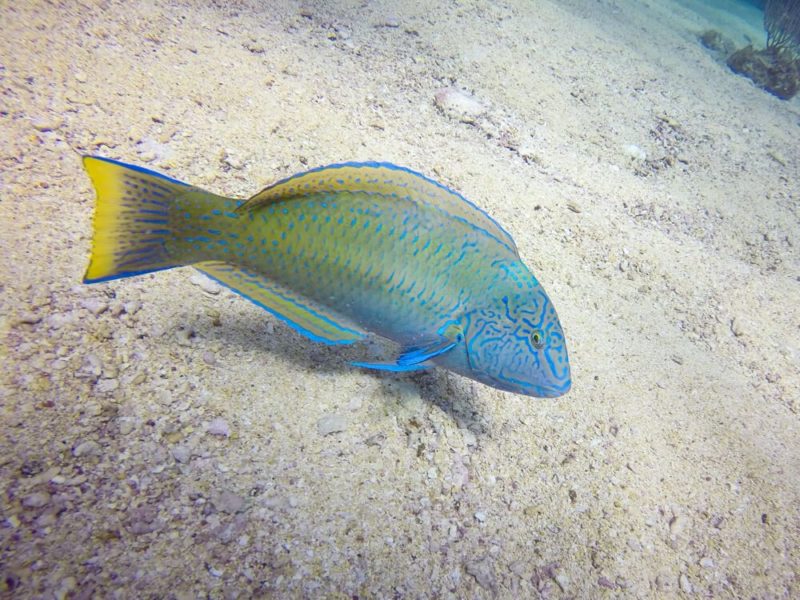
[198,312,491,436]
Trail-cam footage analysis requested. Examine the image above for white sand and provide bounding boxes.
[2,0,798,596]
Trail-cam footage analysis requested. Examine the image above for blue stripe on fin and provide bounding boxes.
[397,338,457,366]
[350,360,432,372]
[196,261,366,345]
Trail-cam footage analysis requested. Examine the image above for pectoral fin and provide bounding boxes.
[352,325,464,373]
[350,360,432,373]
[397,337,458,366]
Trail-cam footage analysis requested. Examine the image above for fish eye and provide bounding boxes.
[530,330,544,350]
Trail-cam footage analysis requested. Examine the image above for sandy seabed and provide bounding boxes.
[1,0,798,597]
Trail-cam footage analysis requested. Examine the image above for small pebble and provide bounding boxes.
[598,576,616,589]
[364,432,386,447]
[243,41,265,54]
[171,445,191,463]
[627,537,642,551]
[22,492,50,508]
[317,413,348,436]
[207,417,231,437]
[54,577,76,600]
[434,88,485,121]
[15,311,41,325]
[622,143,647,161]
[51,359,68,371]
[118,418,136,436]
[384,15,400,27]
[213,514,248,544]
[730,317,745,337]
[554,572,569,593]
[679,573,692,594]
[95,378,119,394]
[699,556,714,568]
[189,273,221,295]
[462,428,477,447]
[127,504,161,535]
[72,440,101,458]
[207,565,224,578]
[31,115,63,132]
[669,514,687,537]
[215,490,245,514]
[464,557,496,592]
[123,300,141,315]
[220,149,246,170]
[474,511,487,522]
[81,353,103,378]
[174,327,195,347]
[508,560,532,580]
[202,351,217,366]
[46,313,75,330]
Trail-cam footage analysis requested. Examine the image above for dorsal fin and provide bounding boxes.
[238,162,518,256]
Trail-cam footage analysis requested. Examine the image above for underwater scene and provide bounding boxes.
[1,0,798,597]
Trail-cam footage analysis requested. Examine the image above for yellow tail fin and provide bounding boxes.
[82,156,191,283]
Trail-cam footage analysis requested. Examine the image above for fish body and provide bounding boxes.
[83,156,570,397]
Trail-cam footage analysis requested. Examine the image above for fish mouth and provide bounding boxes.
[536,378,572,398]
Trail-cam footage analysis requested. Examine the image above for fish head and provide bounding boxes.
[463,286,571,397]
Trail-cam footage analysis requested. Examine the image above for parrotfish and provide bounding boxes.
[82,156,571,397]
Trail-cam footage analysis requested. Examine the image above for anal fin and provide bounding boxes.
[197,261,366,345]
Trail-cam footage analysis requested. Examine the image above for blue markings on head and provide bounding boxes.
[462,272,571,398]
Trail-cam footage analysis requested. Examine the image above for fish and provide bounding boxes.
[82,156,571,397]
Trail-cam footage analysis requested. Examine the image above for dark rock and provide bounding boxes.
[699,30,736,56]
[727,45,800,100]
